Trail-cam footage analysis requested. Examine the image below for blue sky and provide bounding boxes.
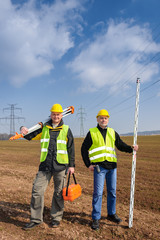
[0,0,160,137]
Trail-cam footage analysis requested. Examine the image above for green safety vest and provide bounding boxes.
[89,127,117,163]
[40,124,69,164]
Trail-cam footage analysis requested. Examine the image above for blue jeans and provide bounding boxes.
[92,166,117,220]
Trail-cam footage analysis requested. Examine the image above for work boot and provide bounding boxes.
[51,220,60,228]
[107,214,122,224]
[91,219,99,230]
[22,222,42,230]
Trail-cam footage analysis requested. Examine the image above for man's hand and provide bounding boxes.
[132,145,138,151]
[68,167,74,174]
[89,165,95,171]
[20,127,29,135]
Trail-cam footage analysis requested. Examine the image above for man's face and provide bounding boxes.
[51,112,63,125]
[97,116,109,128]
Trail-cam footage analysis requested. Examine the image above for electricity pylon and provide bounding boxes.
[77,106,86,137]
[0,104,25,135]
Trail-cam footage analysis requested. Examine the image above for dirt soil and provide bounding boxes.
[0,135,160,240]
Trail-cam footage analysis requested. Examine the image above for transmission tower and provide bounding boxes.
[77,106,86,137]
[0,104,25,135]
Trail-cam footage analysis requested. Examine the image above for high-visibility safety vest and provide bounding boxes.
[89,127,117,163]
[40,124,69,164]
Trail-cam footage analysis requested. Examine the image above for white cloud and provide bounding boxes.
[0,0,83,87]
[68,20,160,93]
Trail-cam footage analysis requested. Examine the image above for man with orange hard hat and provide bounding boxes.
[20,104,75,230]
[81,109,138,230]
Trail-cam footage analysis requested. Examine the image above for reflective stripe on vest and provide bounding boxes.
[40,125,69,164]
[89,127,117,163]
[57,125,69,164]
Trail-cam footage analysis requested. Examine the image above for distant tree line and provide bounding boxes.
[0,134,11,140]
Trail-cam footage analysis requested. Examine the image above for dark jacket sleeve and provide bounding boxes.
[23,127,42,140]
[67,128,75,167]
[115,131,133,153]
[81,131,92,168]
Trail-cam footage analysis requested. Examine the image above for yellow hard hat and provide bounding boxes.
[50,104,63,113]
[96,109,110,118]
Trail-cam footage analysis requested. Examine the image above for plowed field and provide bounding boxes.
[0,135,160,239]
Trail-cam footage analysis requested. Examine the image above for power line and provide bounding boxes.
[111,79,160,110]
[112,93,156,116]
[141,79,160,93]
[114,78,159,110]
[86,78,160,119]
[87,53,160,112]
[111,80,160,115]
[84,24,160,111]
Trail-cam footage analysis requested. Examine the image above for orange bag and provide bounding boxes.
[63,173,82,202]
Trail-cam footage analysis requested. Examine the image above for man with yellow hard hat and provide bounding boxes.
[20,104,75,230]
[81,109,138,230]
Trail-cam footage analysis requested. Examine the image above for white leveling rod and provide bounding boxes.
[9,106,74,140]
[129,78,140,228]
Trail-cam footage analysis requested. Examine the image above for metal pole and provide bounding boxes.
[129,78,140,228]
